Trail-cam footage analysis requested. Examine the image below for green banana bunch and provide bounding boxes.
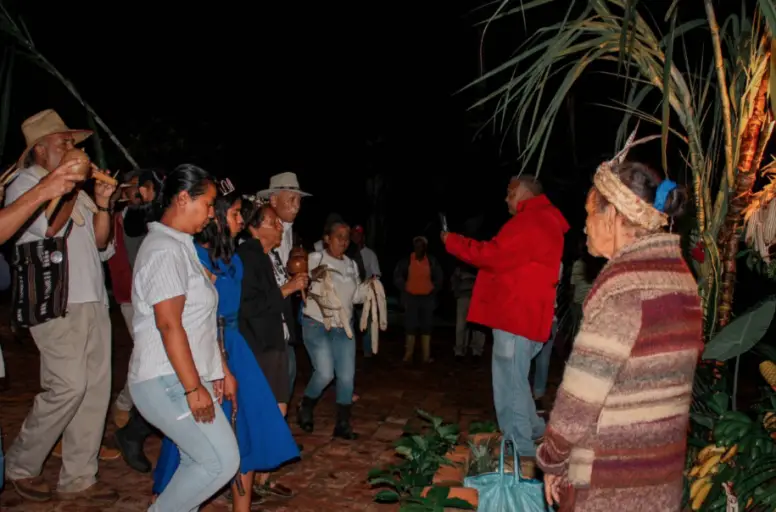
[713,411,753,447]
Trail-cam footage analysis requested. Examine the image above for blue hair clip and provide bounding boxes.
[653,179,677,212]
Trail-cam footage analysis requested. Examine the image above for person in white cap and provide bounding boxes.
[3,109,119,505]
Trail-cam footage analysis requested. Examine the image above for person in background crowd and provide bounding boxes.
[538,153,700,512]
[394,236,443,363]
[532,263,564,415]
[569,240,599,339]
[298,217,371,440]
[442,174,568,461]
[0,132,90,493]
[4,109,119,504]
[314,213,342,254]
[257,172,310,413]
[108,169,165,473]
[349,224,380,357]
[128,164,239,512]
[451,262,485,363]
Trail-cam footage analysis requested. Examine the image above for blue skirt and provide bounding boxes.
[152,328,299,494]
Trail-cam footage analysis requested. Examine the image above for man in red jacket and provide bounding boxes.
[442,175,568,458]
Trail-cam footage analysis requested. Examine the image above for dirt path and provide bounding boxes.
[0,307,525,511]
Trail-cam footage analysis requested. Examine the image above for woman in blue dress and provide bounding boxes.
[153,181,299,511]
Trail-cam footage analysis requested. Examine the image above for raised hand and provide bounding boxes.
[37,159,88,202]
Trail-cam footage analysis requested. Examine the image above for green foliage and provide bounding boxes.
[467,439,497,477]
[702,297,776,361]
[467,420,498,435]
[367,409,473,511]
[686,385,776,510]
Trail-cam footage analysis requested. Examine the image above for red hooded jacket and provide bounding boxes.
[445,194,569,342]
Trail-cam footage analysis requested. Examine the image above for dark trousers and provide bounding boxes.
[404,294,434,335]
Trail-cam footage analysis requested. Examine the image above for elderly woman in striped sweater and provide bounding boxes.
[538,133,703,512]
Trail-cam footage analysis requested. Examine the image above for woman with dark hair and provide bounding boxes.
[152,183,300,510]
[537,139,702,512]
[127,164,239,511]
[238,199,307,497]
[297,217,371,440]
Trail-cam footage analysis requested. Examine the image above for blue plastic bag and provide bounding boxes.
[464,437,548,512]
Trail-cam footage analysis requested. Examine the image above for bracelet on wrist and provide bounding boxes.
[96,204,112,213]
[184,385,199,396]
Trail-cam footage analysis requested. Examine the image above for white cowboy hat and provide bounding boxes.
[257,172,311,198]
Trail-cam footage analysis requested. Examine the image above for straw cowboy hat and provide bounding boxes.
[17,109,92,167]
[257,172,311,198]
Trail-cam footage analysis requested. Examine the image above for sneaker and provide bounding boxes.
[9,476,52,502]
[57,481,119,505]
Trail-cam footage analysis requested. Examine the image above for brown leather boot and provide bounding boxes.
[9,476,52,502]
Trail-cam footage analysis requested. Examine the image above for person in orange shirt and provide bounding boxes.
[393,236,443,363]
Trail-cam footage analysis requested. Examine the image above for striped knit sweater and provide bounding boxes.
[537,233,702,512]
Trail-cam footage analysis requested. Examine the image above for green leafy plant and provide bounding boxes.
[467,440,497,477]
[468,420,498,434]
[368,410,473,510]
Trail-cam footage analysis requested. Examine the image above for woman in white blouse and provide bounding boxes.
[128,164,239,511]
[297,216,372,440]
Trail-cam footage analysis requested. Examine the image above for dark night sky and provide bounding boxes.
[2,0,705,273]
[8,2,486,242]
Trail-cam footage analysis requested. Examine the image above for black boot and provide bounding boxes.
[296,395,318,433]
[333,403,358,440]
[114,407,154,473]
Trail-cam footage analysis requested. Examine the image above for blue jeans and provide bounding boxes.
[130,375,240,512]
[532,319,557,399]
[353,305,373,356]
[492,329,545,457]
[302,316,355,405]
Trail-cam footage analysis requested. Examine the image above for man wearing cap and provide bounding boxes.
[4,109,119,504]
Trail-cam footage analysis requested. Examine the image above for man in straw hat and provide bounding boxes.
[256,171,310,485]
[0,124,93,492]
[4,109,119,504]
[258,171,311,265]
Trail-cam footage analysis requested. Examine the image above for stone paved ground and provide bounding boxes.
[0,306,562,511]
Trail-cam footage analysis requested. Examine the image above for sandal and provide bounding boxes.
[254,481,294,499]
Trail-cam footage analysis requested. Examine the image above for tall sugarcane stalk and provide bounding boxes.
[717,68,772,327]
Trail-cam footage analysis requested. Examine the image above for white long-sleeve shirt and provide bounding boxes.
[304,251,366,328]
